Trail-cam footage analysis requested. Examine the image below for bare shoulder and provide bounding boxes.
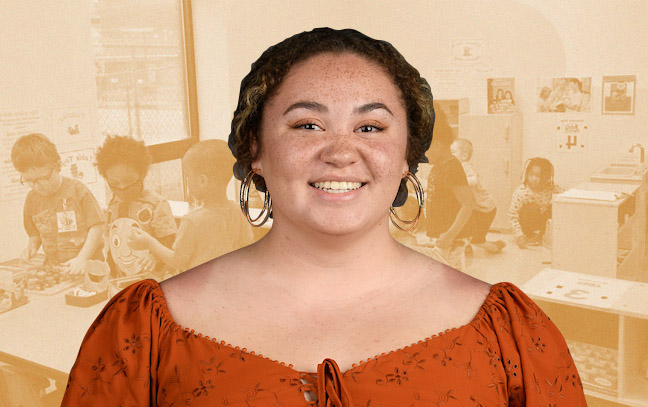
[159,247,251,316]
[406,248,492,321]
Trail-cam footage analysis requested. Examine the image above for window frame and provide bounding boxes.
[146,0,199,165]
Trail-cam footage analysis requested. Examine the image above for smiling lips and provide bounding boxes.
[311,181,364,194]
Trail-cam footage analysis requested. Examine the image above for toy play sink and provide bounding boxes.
[591,163,648,184]
[598,166,637,176]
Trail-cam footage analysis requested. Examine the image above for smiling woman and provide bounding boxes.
[61,28,586,406]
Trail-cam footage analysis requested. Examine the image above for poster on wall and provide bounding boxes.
[59,148,98,185]
[0,109,48,200]
[51,106,92,147]
[602,75,636,115]
[487,78,516,114]
[537,77,592,113]
[556,118,588,152]
[451,39,483,65]
[429,69,468,99]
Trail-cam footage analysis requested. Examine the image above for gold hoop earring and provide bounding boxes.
[389,172,424,232]
[239,169,272,227]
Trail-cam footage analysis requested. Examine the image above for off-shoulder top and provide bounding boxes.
[61,279,586,406]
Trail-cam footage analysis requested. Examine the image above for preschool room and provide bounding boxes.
[0,1,647,406]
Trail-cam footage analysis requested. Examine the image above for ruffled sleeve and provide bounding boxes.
[482,282,587,406]
[61,279,166,406]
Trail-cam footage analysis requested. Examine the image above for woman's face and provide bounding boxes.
[496,89,504,99]
[252,52,409,236]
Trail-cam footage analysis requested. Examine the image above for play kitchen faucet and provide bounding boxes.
[629,143,644,165]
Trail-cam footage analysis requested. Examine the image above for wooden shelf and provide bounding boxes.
[524,269,648,406]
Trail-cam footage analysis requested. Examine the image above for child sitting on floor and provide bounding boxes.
[509,157,563,248]
[451,138,505,253]
[128,139,254,272]
[11,133,104,273]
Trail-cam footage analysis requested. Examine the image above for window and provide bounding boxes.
[90,0,198,198]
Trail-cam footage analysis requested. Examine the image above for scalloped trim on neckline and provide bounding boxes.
[143,279,508,375]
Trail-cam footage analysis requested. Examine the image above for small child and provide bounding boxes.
[451,138,505,253]
[95,135,177,276]
[509,157,563,248]
[11,133,104,273]
[128,139,254,272]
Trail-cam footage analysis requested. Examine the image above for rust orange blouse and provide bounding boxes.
[61,279,586,406]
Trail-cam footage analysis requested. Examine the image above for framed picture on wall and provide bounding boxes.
[602,75,636,115]
[487,78,516,114]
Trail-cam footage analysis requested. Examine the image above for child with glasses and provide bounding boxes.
[127,139,255,272]
[11,133,104,273]
[95,135,177,277]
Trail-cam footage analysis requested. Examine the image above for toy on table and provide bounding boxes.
[65,260,109,307]
[0,269,29,314]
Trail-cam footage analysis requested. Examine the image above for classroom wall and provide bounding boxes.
[192,0,648,189]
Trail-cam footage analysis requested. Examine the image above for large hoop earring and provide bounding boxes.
[389,172,424,232]
[239,169,272,227]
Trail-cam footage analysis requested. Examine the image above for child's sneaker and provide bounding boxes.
[527,232,542,246]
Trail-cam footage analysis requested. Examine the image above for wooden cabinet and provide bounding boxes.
[523,268,648,407]
[590,167,648,272]
[552,182,644,281]
[458,113,523,230]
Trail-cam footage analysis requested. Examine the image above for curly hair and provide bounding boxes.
[95,135,152,178]
[228,27,435,207]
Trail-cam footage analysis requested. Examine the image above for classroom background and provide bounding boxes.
[1,1,647,406]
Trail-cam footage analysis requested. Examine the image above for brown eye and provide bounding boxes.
[357,125,380,132]
[294,122,323,131]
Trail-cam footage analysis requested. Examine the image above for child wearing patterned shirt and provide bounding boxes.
[95,135,177,277]
[509,157,563,248]
[11,133,104,273]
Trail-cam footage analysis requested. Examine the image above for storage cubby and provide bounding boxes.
[524,268,648,406]
[552,182,643,281]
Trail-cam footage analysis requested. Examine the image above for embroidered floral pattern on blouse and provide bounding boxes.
[61,280,587,406]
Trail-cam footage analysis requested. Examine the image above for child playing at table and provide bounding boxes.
[509,157,563,248]
[451,138,505,253]
[128,139,254,272]
[11,133,104,273]
[95,135,177,276]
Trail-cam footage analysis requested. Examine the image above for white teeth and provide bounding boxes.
[312,181,362,193]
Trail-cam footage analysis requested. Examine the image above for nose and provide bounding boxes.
[320,133,359,167]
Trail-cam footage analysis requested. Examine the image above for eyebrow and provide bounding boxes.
[283,101,393,116]
[353,102,393,116]
[283,101,328,115]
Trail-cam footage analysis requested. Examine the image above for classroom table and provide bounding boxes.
[0,279,108,398]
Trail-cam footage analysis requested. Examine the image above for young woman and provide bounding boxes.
[62,28,585,406]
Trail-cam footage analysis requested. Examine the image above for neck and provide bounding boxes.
[250,215,408,293]
[435,149,454,165]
